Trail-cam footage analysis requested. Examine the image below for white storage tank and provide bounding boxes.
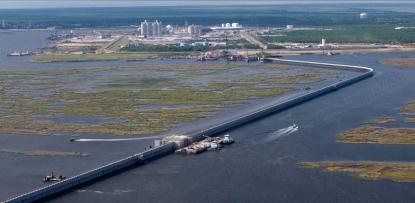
[321,38,326,47]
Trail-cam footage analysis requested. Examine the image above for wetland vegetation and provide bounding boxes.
[32,52,191,63]
[337,126,415,144]
[302,101,415,182]
[300,162,415,183]
[336,101,415,145]
[382,58,415,68]
[0,149,88,157]
[0,63,337,137]
[366,116,395,124]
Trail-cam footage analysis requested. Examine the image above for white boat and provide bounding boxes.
[221,134,235,144]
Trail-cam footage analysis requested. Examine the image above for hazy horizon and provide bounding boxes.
[0,0,414,9]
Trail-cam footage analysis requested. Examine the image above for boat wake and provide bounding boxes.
[72,135,162,142]
[77,189,134,195]
[263,124,298,142]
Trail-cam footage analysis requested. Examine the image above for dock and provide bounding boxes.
[4,58,374,203]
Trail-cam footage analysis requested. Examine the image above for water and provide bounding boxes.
[1,31,415,202]
[262,124,299,143]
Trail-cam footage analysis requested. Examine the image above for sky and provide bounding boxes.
[0,0,413,9]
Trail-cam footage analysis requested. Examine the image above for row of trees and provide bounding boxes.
[262,26,415,44]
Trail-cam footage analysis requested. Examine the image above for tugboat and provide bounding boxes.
[43,172,66,182]
[221,134,234,145]
[208,140,222,151]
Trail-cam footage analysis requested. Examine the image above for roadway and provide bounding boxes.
[240,31,268,49]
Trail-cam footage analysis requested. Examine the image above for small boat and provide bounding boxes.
[221,134,234,145]
[69,135,79,142]
[7,51,34,57]
[208,140,222,151]
[7,51,21,56]
[43,172,66,182]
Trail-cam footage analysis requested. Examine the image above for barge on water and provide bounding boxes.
[175,134,235,155]
[7,51,35,56]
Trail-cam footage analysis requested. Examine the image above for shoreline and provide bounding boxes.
[30,46,415,63]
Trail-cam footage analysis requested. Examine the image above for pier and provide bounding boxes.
[4,58,374,203]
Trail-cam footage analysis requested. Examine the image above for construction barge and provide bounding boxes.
[6,51,35,57]
[175,134,234,155]
[4,58,373,203]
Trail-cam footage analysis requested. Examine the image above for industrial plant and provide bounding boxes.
[30,15,410,63]
[140,20,162,37]
[211,22,242,30]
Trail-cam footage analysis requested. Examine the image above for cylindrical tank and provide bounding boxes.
[232,23,239,28]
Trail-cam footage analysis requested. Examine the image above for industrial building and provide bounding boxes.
[187,24,201,36]
[140,20,162,37]
[211,22,242,30]
[286,25,294,30]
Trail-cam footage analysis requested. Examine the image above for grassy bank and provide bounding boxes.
[382,58,415,68]
[300,162,415,182]
[337,126,415,144]
[0,63,338,136]
[32,52,191,63]
[336,101,415,144]
[0,149,88,157]
[366,116,395,124]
